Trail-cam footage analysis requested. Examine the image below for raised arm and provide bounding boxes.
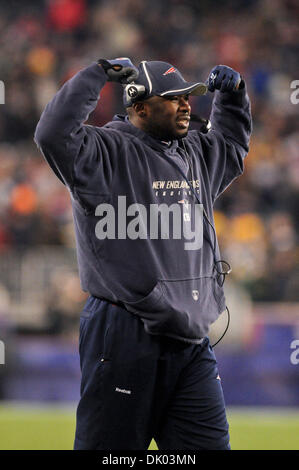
[34,58,138,188]
[192,65,252,202]
[34,63,107,187]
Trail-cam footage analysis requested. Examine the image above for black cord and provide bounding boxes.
[181,138,231,347]
[155,139,231,347]
[211,306,230,348]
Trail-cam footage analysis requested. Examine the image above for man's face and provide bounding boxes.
[140,94,191,140]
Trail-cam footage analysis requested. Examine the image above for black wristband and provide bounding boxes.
[97,59,111,72]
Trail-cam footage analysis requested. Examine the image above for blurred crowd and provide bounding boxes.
[0,0,298,335]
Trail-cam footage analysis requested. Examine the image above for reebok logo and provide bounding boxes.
[115,387,132,395]
[163,67,176,75]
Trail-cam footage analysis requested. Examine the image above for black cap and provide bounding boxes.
[123,60,207,107]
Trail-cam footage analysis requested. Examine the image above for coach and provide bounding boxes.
[35,57,252,450]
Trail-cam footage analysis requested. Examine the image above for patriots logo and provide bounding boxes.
[163,67,176,75]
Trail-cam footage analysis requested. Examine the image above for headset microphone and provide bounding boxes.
[190,114,211,133]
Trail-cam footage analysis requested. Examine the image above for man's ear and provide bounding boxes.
[133,102,147,117]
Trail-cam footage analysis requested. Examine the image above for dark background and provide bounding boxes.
[0,0,298,408]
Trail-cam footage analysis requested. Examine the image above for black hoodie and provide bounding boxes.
[34,62,252,343]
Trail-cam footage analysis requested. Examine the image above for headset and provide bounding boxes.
[124,83,146,105]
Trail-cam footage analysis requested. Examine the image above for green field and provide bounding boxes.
[0,404,298,450]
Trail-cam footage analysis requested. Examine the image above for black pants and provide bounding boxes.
[74,296,230,450]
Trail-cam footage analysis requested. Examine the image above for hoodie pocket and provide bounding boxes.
[123,276,226,342]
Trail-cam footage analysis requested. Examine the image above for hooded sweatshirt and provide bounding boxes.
[34,62,252,343]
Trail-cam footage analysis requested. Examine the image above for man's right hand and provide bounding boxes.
[207,65,242,93]
[98,58,139,84]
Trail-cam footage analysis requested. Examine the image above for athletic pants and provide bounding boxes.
[74,296,230,450]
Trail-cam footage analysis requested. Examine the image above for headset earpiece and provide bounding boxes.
[124,83,146,106]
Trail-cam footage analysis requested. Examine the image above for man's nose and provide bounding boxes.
[178,97,191,112]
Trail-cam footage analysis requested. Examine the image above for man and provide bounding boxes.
[34,57,252,450]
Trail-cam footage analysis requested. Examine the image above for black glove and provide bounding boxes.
[98,57,139,84]
[207,65,243,93]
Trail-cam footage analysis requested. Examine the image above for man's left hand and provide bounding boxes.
[207,65,242,93]
[98,58,139,84]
